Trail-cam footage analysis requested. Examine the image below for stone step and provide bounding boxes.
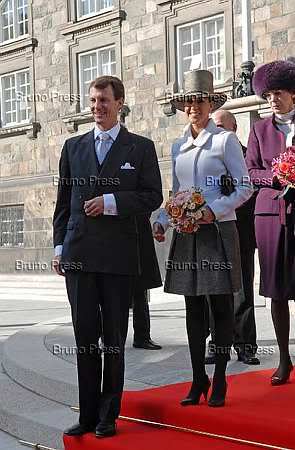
[0,429,30,450]
[2,320,78,407]
[0,274,64,282]
[0,370,75,450]
[0,281,66,295]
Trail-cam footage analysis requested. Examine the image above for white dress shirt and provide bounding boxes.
[94,122,120,216]
[54,122,120,257]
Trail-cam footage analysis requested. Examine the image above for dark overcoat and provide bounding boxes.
[136,214,162,290]
[53,126,163,275]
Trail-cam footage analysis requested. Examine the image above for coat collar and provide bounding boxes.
[78,125,135,195]
[179,119,220,152]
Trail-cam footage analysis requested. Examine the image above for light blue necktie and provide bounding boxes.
[96,132,112,165]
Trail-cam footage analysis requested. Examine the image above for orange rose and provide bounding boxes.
[192,192,204,206]
[165,201,172,214]
[181,221,196,233]
[171,206,183,218]
[279,162,292,173]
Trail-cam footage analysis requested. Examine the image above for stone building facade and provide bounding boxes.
[0,0,294,271]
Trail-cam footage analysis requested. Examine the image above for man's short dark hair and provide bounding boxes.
[89,76,125,101]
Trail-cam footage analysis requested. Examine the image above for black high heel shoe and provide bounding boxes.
[180,376,211,406]
[271,362,293,386]
[208,380,227,407]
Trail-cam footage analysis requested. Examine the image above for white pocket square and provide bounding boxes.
[120,162,135,170]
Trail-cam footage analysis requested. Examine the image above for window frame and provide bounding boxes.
[76,0,114,21]
[0,204,24,248]
[0,0,29,46]
[0,67,31,128]
[157,0,233,93]
[176,13,225,89]
[78,44,117,111]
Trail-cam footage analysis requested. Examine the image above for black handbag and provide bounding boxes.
[220,174,235,196]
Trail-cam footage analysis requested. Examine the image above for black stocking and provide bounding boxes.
[210,294,234,386]
[184,295,207,383]
[271,299,291,376]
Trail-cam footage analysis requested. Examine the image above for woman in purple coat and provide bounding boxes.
[246,60,295,385]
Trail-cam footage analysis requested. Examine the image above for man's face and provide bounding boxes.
[265,89,295,114]
[89,85,123,130]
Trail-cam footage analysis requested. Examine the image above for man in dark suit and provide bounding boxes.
[132,214,162,350]
[206,109,259,365]
[52,76,162,438]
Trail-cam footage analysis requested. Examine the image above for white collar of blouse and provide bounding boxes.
[179,119,219,152]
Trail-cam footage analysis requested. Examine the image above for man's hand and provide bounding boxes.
[152,222,165,242]
[197,206,215,224]
[52,256,65,277]
[84,196,104,217]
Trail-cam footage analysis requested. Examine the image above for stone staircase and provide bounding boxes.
[0,320,77,450]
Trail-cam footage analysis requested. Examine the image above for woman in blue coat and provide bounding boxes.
[154,69,253,406]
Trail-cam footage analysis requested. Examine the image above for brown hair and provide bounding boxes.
[88,76,125,101]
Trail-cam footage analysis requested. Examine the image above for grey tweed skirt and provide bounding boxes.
[164,221,241,296]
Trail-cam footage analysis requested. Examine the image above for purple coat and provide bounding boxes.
[246,115,295,300]
[246,115,285,215]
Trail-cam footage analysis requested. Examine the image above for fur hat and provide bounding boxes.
[171,70,227,112]
[253,60,295,98]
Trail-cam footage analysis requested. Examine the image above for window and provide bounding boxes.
[79,46,116,110]
[0,69,31,127]
[0,0,28,44]
[177,15,224,88]
[0,205,24,247]
[77,0,113,19]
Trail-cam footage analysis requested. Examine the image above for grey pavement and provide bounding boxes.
[0,268,295,448]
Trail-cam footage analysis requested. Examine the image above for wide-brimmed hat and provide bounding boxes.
[253,60,295,98]
[171,69,227,112]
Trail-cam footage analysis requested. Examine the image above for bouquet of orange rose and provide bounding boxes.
[272,146,295,197]
[165,188,206,233]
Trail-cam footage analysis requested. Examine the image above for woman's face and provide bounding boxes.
[184,97,212,126]
[265,89,295,114]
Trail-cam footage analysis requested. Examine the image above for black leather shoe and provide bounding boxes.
[238,353,260,365]
[95,422,116,438]
[271,363,293,386]
[133,339,162,350]
[64,423,95,436]
[180,376,211,406]
[208,381,227,407]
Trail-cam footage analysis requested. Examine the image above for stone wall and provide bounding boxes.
[233,0,295,70]
[0,0,294,271]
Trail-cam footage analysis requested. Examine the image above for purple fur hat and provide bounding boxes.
[253,60,295,98]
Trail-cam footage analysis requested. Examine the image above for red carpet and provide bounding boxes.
[64,369,295,450]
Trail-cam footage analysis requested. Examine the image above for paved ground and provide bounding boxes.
[0,266,295,448]
[0,274,69,449]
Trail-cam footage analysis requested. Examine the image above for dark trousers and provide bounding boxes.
[234,216,257,355]
[208,225,257,356]
[185,294,234,381]
[65,271,133,426]
[133,286,150,343]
